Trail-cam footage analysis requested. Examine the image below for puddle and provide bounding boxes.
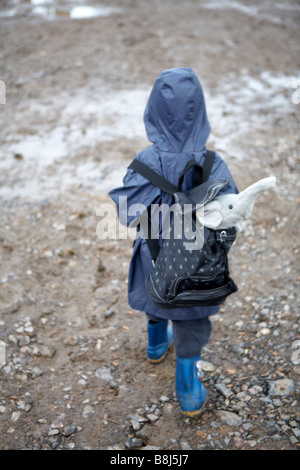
[205,70,296,158]
[0,88,150,200]
[0,72,297,201]
[0,0,123,20]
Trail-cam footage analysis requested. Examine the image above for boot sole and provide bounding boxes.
[180,395,207,418]
[147,347,169,364]
[147,341,173,364]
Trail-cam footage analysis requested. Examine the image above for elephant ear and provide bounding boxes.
[196,200,223,228]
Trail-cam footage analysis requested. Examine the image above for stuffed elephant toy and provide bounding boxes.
[196,176,277,230]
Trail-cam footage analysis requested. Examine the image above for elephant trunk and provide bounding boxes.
[235,176,276,218]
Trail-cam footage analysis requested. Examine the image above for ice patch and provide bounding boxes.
[205,70,297,158]
[201,0,300,27]
[202,1,259,16]
[0,71,298,200]
[70,6,122,19]
[0,88,150,200]
[0,0,123,20]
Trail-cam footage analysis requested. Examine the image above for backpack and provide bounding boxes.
[128,150,238,309]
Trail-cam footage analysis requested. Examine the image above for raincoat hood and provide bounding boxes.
[144,68,211,153]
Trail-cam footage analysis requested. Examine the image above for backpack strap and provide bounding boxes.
[146,215,161,264]
[177,159,203,191]
[202,150,216,183]
[127,150,216,263]
[128,159,177,195]
[128,150,215,194]
[127,159,176,263]
[178,150,216,188]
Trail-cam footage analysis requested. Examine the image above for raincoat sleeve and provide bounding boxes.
[108,168,161,227]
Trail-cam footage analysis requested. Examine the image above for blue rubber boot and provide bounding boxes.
[176,354,207,417]
[147,320,173,364]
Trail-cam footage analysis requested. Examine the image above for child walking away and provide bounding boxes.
[109,67,239,417]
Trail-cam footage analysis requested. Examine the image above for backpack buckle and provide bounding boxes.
[220,230,227,243]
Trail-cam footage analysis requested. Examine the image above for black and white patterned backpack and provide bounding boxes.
[128,151,238,309]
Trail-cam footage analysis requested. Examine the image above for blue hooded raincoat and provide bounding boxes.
[109,68,238,321]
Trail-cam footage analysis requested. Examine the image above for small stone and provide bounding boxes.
[248,385,263,395]
[247,440,257,448]
[78,379,87,386]
[215,410,242,427]
[215,383,234,398]
[266,418,276,429]
[18,335,31,346]
[271,434,282,441]
[143,445,161,450]
[201,360,215,372]
[95,366,114,383]
[260,327,271,335]
[24,325,34,334]
[130,419,141,431]
[104,308,115,318]
[232,436,244,448]
[180,441,192,450]
[242,422,254,431]
[16,400,26,410]
[125,437,143,449]
[261,308,270,317]
[65,442,76,449]
[273,398,283,407]
[159,395,170,403]
[163,403,174,415]
[82,405,94,418]
[48,429,60,436]
[268,378,295,396]
[42,250,53,258]
[39,345,56,357]
[147,413,159,423]
[62,425,76,437]
[11,411,21,422]
[210,421,220,429]
[226,366,237,375]
[8,334,18,344]
[30,366,44,377]
[64,336,78,346]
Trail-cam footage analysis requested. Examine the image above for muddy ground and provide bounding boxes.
[0,0,299,451]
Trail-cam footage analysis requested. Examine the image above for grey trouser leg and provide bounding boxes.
[146,314,212,358]
[172,317,212,358]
